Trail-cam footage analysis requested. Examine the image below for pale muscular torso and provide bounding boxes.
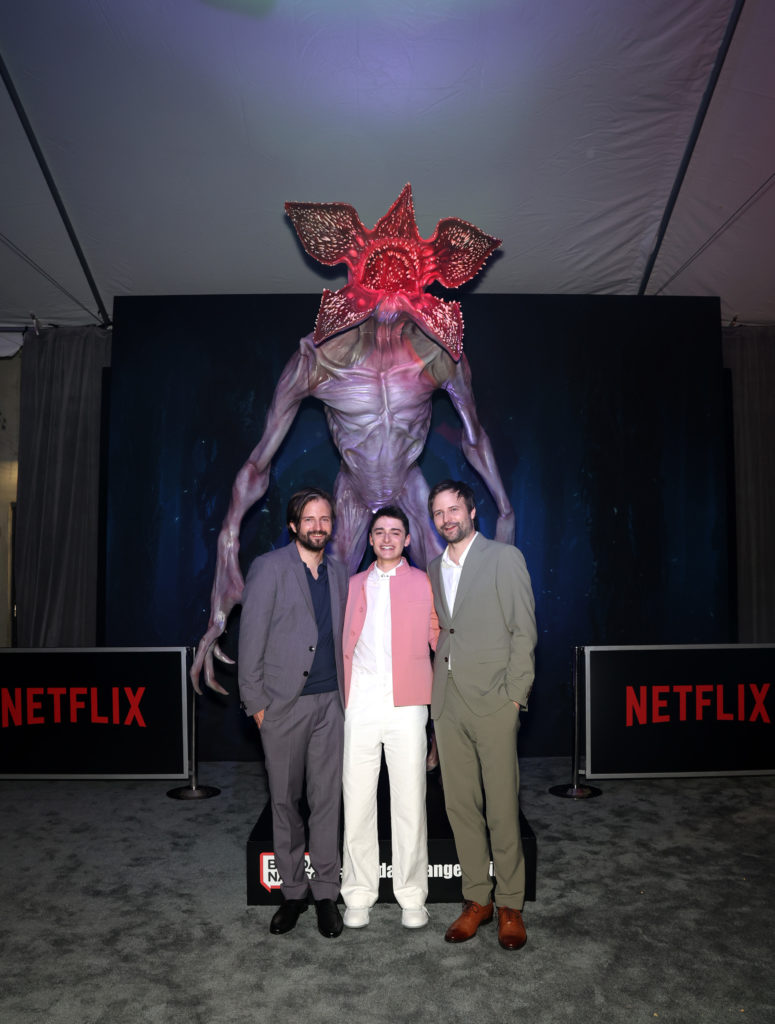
[306,319,453,506]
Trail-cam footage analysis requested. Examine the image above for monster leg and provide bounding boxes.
[400,464,443,771]
[400,465,443,571]
[332,470,373,574]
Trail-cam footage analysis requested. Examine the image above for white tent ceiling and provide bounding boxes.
[1,0,773,331]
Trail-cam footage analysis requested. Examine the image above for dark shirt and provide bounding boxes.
[301,560,338,695]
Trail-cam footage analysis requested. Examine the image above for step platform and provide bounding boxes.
[246,766,536,904]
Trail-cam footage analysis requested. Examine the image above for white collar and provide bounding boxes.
[370,557,404,580]
[441,531,478,568]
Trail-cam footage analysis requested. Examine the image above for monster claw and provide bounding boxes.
[206,676,229,696]
[214,644,235,666]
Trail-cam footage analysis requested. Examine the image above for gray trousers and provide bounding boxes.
[259,689,344,900]
[434,673,525,908]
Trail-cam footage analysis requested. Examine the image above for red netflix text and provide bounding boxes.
[1,687,147,728]
[625,683,770,726]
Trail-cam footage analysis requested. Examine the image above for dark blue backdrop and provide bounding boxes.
[105,293,731,757]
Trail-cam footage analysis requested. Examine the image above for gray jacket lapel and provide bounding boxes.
[285,542,315,617]
[328,559,346,632]
[430,559,451,620]
[450,535,485,616]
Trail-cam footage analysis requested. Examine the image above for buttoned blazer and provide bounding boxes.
[237,542,348,720]
[427,535,536,719]
[342,560,439,708]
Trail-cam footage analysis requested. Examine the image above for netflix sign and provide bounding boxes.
[585,645,775,778]
[0,648,188,779]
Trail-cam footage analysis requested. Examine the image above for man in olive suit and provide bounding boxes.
[427,479,537,951]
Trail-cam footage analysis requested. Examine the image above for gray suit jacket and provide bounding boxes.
[427,534,537,719]
[237,541,348,720]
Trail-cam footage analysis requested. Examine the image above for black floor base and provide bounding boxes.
[246,766,537,905]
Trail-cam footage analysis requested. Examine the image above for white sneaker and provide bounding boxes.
[401,907,429,929]
[343,906,370,928]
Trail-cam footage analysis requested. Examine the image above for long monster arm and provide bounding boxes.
[442,354,515,545]
[190,344,315,693]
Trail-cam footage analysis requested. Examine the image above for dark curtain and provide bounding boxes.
[722,325,775,642]
[11,316,771,654]
[15,325,111,646]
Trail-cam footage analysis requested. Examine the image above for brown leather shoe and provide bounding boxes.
[497,907,527,950]
[444,900,494,943]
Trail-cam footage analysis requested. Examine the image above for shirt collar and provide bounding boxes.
[295,541,326,570]
[301,554,327,578]
[370,557,404,580]
[441,531,478,568]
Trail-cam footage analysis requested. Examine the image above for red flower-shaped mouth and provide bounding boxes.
[285,184,500,361]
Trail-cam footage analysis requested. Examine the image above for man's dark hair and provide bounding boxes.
[286,487,335,529]
[427,479,476,516]
[369,505,410,535]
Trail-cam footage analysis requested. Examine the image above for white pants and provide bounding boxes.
[341,702,429,909]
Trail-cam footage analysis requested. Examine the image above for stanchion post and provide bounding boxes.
[167,664,220,800]
[549,644,602,799]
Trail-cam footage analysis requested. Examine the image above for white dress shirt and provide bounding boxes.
[440,532,478,614]
[440,533,478,671]
[348,559,403,709]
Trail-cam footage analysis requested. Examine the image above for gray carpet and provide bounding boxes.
[1,758,773,1024]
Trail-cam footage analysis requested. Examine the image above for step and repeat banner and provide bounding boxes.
[0,648,188,779]
[585,645,775,778]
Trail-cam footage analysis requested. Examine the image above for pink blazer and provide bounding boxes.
[343,560,439,708]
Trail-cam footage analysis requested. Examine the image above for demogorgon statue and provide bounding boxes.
[192,184,513,693]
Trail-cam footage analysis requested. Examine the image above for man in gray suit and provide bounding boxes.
[427,479,537,950]
[238,486,348,938]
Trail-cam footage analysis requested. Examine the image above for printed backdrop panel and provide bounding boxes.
[0,648,188,778]
[586,645,775,777]
[105,294,731,758]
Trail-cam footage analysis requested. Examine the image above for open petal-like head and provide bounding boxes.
[285,185,500,360]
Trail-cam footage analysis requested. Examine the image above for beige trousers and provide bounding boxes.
[434,672,525,908]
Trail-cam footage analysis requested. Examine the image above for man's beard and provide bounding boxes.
[296,528,331,552]
[442,520,473,545]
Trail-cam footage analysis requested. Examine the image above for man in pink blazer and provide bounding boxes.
[341,506,439,929]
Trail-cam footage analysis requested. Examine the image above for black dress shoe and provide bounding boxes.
[314,898,343,938]
[270,898,308,934]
